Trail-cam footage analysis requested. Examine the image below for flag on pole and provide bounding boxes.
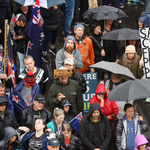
[8,30,16,87]
[69,112,83,133]
[27,0,42,68]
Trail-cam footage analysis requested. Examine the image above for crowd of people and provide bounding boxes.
[0,0,150,150]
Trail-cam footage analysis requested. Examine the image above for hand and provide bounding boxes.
[97,95,104,107]
[58,93,66,101]
[64,52,74,60]
[18,126,30,133]
[45,128,52,133]
[0,74,8,80]
[13,36,18,40]
[90,68,95,74]
[53,5,58,10]
[18,36,23,39]
[139,58,143,69]
[101,49,105,56]
[107,116,110,119]
[0,29,2,34]
[94,148,100,150]
[138,115,143,121]
[102,31,106,35]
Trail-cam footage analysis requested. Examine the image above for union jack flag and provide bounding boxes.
[69,112,83,133]
[27,0,42,68]
[8,30,16,87]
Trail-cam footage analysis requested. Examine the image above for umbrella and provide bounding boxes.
[14,0,65,9]
[89,61,135,80]
[101,28,140,41]
[83,5,128,20]
[108,79,150,101]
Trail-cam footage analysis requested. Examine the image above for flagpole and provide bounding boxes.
[4,19,8,94]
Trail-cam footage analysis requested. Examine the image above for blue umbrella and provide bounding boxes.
[14,0,65,9]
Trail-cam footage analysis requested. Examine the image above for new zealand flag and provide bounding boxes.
[69,112,83,133]
[27,0,42,68]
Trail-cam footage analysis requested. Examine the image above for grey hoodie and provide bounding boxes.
[56,35,83,69]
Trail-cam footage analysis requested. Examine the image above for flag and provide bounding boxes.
[27,0,42,68]
[69,112,83,133]
[8,30,16,87]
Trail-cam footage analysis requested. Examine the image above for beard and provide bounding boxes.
[65,46,74,53]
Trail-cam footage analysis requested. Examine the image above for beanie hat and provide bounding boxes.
[125,45,136,54]
[74,23,85,30]
[24,71,36,86]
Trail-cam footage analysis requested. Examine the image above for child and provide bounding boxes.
[12,13,29,73]
[135,134,150,150]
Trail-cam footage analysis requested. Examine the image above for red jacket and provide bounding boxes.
[90,84,119,120]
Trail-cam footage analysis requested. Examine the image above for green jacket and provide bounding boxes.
[47,78,83,115]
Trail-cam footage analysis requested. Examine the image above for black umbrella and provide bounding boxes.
[89,61,135,80]
[83,5,128,20]
[101,28,140,41]
[108,79,150,101]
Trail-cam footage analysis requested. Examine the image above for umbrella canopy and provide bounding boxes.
[108,79,150,101]
[14,0,65,9]
[89,61,135,80]
[83,5,128,20]
[101,28,140,41]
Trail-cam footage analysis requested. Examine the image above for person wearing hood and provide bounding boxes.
[79,103,111,150]
[145,0,150,24]
[56,35,83,69]
[135,134,150,150]
[116,103,147,150]
[0,96,19,141]
[90,84,119,121]
[61,97,75,123]
[74,23,95,74]
[0,126,21,150]
[47,66,83,115]
[138,15,149,29]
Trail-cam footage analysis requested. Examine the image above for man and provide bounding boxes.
[74,23,95,74]
[56,35,83,69]
[79,103,111,150]
[20,94,52,129]
[0,96,19,140]
[10,71,41,123]
[47,67,83,115]
[18,55,49,94]
[47,138,60,150]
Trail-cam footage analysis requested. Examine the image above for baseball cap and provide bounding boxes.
[64,58,74,66]
[12,13,27,23]
[47,138,60,146]
[0,44,4,53]
[34,94,46,103]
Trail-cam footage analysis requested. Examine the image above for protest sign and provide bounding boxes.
[53,69,72,78]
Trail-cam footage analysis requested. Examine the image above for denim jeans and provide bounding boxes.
[17,52,25,73]
[102,0,120,8]
[63,0,75,37]
[42,30,58,52]
[145,0,150,23]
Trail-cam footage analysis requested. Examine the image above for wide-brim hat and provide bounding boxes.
[125,45,136,54]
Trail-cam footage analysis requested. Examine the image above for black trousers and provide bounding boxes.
[102,0,120,8]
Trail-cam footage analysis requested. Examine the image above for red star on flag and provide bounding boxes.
[12,95,19,103]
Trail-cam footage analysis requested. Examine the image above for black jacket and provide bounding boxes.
[41,6,63,31]
[20,104,52,129]
[0,110,19,141]
[70,71,87,93]
[58,134,82,150]
[79,103,111,150]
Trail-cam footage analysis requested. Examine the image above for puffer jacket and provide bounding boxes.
[76,36,95,73]
[90,84,119,120]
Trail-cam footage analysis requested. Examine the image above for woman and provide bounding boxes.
[0,127,21,150]
[117,45,143,79]
[89,22,105,81]
[90,83,119,120]
[58,124,82,150]
[116,103,147,150]
[22,118,48,150]
[47,108,66,138]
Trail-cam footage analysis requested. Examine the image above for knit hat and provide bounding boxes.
[74,23,85,30]
[125,45,136,54]
[12,13,27,23]
[24,71,36,86]
[64,58,74,65]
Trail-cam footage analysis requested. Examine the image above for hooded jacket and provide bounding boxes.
[56,36,83,69]
[135,134,150,150]
[79,103,111,150]
[47,78,83,115]
[75,36,95,73]
[90,84,119,120]
[138,15,149,28]
[0,127,21,150]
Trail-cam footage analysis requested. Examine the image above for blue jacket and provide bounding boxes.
[22,131,48,150]
[9,80,41,123]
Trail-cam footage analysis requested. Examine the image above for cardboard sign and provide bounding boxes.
[53,69,72,78]
[139,28,150,78]
[82,72,98,112]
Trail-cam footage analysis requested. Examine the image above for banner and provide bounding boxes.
[139,28,150,78]
[82,72,98,113]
